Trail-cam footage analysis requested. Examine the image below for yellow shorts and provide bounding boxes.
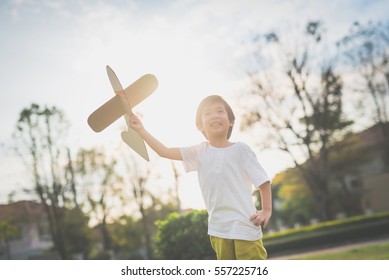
[210,236,267,260]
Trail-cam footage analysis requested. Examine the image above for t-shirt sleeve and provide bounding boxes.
[179,144,201,172]
[242,144,270,189]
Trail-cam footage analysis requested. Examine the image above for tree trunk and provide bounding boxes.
[139,206,153,259]
[300,167,333,221]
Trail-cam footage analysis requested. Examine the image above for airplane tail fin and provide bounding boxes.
[121,130,149,161]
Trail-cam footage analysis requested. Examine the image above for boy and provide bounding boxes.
[129,95,272,260]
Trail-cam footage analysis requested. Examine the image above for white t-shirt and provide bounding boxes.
[180,141,270,241]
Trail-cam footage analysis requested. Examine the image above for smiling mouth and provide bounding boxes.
[210,122,222,127]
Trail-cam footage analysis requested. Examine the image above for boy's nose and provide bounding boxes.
[210,112,219,119]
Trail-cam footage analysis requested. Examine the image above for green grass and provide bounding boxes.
[292,242,389,260]
[264,211,389,241]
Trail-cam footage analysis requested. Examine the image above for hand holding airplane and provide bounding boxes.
[87,66,158,161]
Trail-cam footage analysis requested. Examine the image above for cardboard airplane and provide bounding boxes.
[87,65,158,161]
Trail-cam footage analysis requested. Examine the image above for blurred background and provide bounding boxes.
[0,0,388,260]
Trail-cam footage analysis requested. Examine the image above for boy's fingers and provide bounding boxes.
[250,215,262,226]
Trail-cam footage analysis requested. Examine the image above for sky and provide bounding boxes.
[1,0,388,210]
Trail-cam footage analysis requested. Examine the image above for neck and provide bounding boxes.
[208,138,231,148]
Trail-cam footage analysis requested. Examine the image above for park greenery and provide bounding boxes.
[1,20,389,259]
[293,242,389,260]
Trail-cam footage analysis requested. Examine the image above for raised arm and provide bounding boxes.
[128,114,182,160]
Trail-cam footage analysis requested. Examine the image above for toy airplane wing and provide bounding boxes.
[87,65,158,161]
[87,70,158,133]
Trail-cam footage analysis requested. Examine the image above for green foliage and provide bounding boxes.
[266,210,389,240]
[272,168,317,227]
[109,216,145,259]
[154,210,215,260]
[0,220,20,241]
[0,220,21,259]
[294,242,389,260]
[108,202,177,260]
[272,129,379,226]
[64,208,92,258]
[264,211,389,257]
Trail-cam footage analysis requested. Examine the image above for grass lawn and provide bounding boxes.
[293,242,389,260]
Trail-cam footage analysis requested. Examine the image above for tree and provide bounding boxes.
[154,210,214,260]
[243,21,353,221]
[0,220,20,259]
[337,20,389,170]
[109,215,144,259]
[63,207,92,259]
[327,132,374,216]
[13,104,76,259]
[271,169,316,228]
[75,148,122,259]
[170,161,182,214]
[272,134,371,225]
[121,156,157,259]
[110,200,176,259]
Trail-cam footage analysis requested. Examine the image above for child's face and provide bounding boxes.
[200,102,234,140]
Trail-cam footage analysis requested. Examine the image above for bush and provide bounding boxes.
[154,210,215,260]
[264,211,389,257]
